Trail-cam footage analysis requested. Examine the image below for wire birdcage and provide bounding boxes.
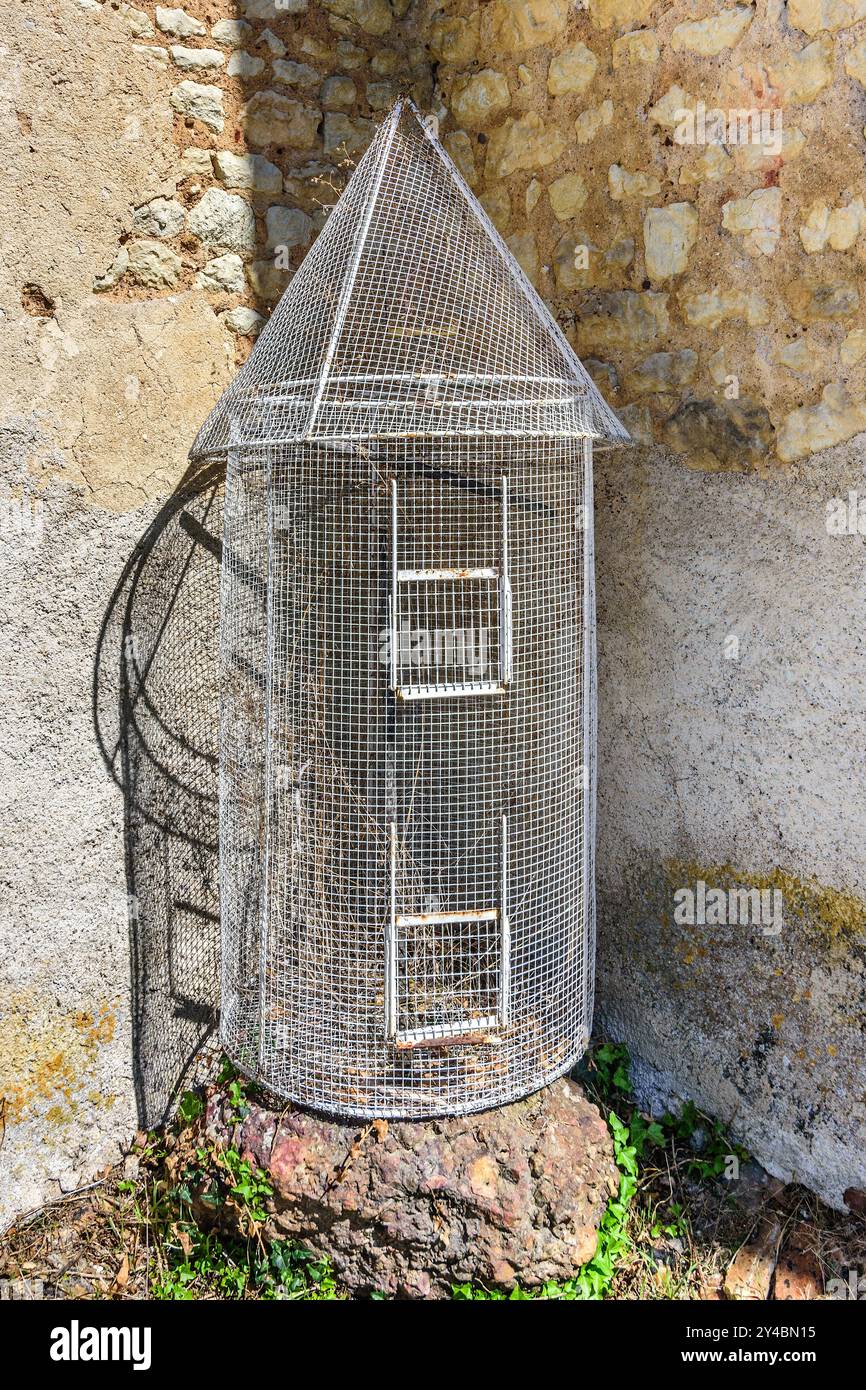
[190,99,629,1119]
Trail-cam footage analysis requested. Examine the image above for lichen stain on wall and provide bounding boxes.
[0,993,119,1129]
[609,862,866,1046]
[664,858,866,958]
[596,853,866,1200]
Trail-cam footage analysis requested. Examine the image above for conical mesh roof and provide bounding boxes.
[189,100,629,460]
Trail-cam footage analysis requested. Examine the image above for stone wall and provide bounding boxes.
[426,0,866,468]
[1,0,864,1226]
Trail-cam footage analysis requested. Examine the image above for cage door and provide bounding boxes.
[385,817,511,1046]
[388,476,512,699]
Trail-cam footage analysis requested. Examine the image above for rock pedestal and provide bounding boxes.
[201,1077,617,1298]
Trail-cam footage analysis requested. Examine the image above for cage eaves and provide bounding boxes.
[191,98,629,1119]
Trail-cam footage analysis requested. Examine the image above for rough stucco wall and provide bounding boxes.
[593,439,866,1209]
[0,1,231,1227]
[1,0,864,1226]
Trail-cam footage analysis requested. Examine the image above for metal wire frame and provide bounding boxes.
[220,438,595,1117]
[190,100,629,461]
[204,99,627,1119]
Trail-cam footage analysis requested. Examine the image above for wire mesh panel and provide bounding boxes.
[390,472,511,698]
[391,905,504,1046]
[197,99,628,1119]
[219,447,267,1074]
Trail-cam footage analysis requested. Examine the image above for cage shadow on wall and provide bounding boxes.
[93,462,224,1127]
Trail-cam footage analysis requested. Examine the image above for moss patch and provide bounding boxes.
[664,860,865,958]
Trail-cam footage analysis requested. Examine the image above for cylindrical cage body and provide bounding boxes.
[220,435,596,1118]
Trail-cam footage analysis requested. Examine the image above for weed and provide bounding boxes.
[149,1135,339,1299]
[661,1100,749,1180]
[177,1091,204,1127]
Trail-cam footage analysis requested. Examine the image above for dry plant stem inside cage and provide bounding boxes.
[190,99,629,1121]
